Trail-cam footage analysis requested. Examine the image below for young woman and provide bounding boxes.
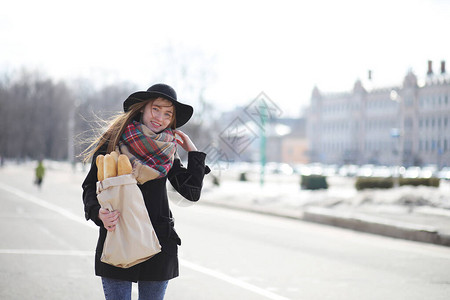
[82,83,209,300]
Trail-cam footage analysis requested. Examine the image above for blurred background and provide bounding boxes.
[1,1,450,299]
[1,0,449,174]
[1,0,450,224]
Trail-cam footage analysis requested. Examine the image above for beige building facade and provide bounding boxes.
[307,61,450,168]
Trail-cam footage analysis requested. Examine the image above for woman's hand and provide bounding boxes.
[98,207,120,231]
[174,130,198,152]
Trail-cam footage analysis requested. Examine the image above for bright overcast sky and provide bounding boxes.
[1,0,450,117]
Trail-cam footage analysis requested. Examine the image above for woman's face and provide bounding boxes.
[141,98,174,132]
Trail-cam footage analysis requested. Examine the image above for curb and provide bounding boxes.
[302,207,450,247]
[199,199,450,247]
[198,198,303,220]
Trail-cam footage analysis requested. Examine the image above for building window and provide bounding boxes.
[405,97,412,107]
[405,118,413,129]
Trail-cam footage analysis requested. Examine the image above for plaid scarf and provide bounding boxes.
[119,121,176,182]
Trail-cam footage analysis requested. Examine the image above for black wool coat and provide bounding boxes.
[82,144,209,282]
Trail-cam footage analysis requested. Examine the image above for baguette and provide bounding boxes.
[96,155,104,181]
[104,154,117,179]
[110,151,119,163]
[110,151,119,174]
[118,154,133,176]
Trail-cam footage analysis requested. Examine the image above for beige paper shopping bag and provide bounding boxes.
[96,174,161,268]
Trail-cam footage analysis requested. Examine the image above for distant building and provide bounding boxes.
[306,61,450,168]
[263,117,308,164]
[216,106,308,165]
[278,118,308,164]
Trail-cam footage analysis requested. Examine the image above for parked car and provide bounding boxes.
[372,166,394,178]
[265,162,294,175]
[356,164,375,177]
[438,167,450,180]
[420,165,438,178]
[403,166,421,178]
[338,164,358,177]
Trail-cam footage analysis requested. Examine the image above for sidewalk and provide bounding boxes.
[198,175,450,247]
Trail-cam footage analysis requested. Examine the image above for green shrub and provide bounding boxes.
[239,172,248,182]
[399,177,440,187]
[301,175,328,190]
[212,175,220,186]
[355,177,394,190]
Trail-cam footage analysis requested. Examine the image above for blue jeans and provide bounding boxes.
[101,277,168,300]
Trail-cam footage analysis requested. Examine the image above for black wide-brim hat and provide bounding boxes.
[123,83,193,128]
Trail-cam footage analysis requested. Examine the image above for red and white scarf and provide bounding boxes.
[119,121,177,183]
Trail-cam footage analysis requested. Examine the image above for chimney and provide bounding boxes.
[427,60,433,75]
[368,70,372,80]
[441,60,446,74]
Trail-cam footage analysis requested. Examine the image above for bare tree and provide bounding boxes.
[0,59,219,163]
[152,43,219,156]
[74,80,137,161]
[0,70,73,160]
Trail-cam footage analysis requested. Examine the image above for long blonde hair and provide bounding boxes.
[81,98,176,162]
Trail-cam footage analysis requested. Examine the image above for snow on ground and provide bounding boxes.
[201,167,450,213]
[2,159,450,213]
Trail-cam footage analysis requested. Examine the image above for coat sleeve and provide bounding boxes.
[168,151,210,202]
[81,146,107,227]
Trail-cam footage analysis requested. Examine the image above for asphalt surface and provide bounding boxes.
[1,162,450,299]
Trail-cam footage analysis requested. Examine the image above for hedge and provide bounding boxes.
[355,177,394,190]
[301,175,328,190]
[399,177,440,188]
[355,177,440,190]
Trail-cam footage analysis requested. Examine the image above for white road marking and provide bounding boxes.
[0,182,291,300]
[0,182,97,229]
[180,259,291,300]
[0,249,94,256]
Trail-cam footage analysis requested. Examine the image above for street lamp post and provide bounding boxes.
[390,90,404,183]
[260,106,267,187]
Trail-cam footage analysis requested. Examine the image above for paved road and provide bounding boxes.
[1,164,450,299]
